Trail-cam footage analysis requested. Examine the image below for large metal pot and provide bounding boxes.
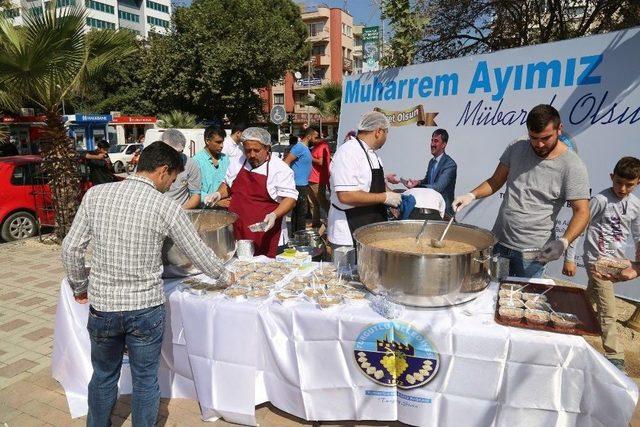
[353,220,496,307]
[162,210,237,277]
[292,229,325,258]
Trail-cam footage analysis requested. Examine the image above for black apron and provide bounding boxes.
[332,138,387,237]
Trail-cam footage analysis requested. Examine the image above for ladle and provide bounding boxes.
[430,214,455,248]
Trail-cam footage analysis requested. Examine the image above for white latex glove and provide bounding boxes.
[402,178,420,189]
[384,191,402,208]
[262,212,278,232]
[536,238,569,263]
[204,191,221,206]
[385,173,401,184]
[452,192,476,212]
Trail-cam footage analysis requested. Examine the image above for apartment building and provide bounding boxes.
[262,5,355,140]
[353,24,363,74]
[4,0,171,37]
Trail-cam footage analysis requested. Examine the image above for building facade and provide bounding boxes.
[4,0,171,37]
[261,6,355,141]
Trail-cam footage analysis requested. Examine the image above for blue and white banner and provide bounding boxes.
[339,28,640,292]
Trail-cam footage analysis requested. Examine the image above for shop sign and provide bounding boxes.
[111,116,157,124]
[1,115,47,123]
[362,26,380,73]
[354,321,439,389]
[75,114,112,123]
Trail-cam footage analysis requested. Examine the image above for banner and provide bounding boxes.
[374,105,438,127]
[362,26,380,73]
[339,28,640,295]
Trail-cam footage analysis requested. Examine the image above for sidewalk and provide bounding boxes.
[0,238,638,426]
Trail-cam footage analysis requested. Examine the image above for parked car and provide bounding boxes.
[108,143,143,173]
[0,155,118,242]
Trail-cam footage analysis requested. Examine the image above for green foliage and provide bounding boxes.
[306,82,342,118]
[158,110,200,128]
[415,0,640,62]
[140,0,308,123]
[381,0,428,67]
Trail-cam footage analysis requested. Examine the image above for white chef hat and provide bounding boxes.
[357,111,390,131]
[241,127,272,146]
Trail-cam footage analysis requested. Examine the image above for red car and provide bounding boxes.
[0,155,117,242]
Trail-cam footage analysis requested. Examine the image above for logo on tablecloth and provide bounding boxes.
[354,321,439,389]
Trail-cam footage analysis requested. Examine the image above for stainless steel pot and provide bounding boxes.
[353,220,496,307]
[292,229,325,258]
[162,210,238,277]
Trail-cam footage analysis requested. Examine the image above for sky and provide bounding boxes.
[299,0,382,27]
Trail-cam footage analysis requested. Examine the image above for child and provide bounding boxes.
[563,156,640,373]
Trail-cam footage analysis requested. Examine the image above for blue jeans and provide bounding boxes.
[87,304,165,427]
[493,243,546,278]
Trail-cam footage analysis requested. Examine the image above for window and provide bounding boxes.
[86,17,116,29]
[311,44,325,56]
[29,6,43,15]
[146,0,169,13]
[294,92,306,104]
[118,10,139,22]
[147,15,169,28]
[342,23,352,37]
[307,22,323,37]
[57,0,76,6]
[273,94,284,105]
[85,0,114,14]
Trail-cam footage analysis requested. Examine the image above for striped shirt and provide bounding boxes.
[62,174,231,312]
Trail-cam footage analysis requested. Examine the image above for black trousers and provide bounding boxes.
[291,185,309,236]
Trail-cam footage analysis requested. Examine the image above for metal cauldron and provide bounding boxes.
[353,220,496,307]
[162,210,238,277]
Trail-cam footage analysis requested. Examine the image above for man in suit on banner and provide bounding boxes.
[395,129,457,217]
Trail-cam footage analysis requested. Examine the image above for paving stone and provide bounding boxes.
[22,327,53,341]
[4,412,51,427]
[0,358,37,378]
[0,318,32,331]
[0,291,23,301]
[17,297,47,307]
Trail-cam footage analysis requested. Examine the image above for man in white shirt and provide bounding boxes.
[328,111,401,249]
[222,123,245,159]
[206,127,297,257]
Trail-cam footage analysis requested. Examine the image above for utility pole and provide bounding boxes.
[307,52,312,126]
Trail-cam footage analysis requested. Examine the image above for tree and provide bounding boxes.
[0,6,136,240]
[158,110,200,128]
[140,0,309,123]
[408,0,640,62]
[380,0,428,67]
[306,82,342,119]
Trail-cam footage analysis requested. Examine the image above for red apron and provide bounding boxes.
[229,158,282,258]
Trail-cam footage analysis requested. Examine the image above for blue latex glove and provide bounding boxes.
[398,194,417,220]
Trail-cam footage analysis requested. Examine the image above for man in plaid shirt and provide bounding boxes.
[62,141,235,426]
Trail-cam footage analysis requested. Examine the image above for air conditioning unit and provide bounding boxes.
[20,108,35,116]
[110,111,121,118]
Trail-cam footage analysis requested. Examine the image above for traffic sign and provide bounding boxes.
[270,105,286,125]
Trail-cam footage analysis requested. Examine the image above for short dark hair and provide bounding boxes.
[97,141,109,150]
[527,104,561,132]
[613,156,640,180]
[231,123,246,134]
[289,134,298,145]
[204,125,226,142]
[304,126,318,138]
[432,128,449,143]
[137,141,185,174]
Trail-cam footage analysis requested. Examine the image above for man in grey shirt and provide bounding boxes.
[162,129,201,209]
[453,104,590,277]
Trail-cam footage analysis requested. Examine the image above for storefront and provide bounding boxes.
[64,114,112,151]
[1,115,48,155]
[109,115,157,145]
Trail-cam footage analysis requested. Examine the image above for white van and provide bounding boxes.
[144,128,206,158]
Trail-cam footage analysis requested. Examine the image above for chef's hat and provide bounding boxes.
[357,111,390,131]
[241,127,272,146]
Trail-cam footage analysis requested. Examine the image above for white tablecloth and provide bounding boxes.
[52,276,638,426]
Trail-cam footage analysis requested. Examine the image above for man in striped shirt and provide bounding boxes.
[62,141,234,426]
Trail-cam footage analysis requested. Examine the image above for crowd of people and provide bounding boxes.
[60,104,639,425]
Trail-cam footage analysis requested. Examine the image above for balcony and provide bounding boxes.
[343,57,353,72]
[307,30,330,42]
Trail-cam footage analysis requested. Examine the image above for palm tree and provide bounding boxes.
[0,5,136,241]
[157,110,201,129]
[305,82,342,133]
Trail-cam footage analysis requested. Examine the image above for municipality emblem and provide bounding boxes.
[354,321,439,389]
